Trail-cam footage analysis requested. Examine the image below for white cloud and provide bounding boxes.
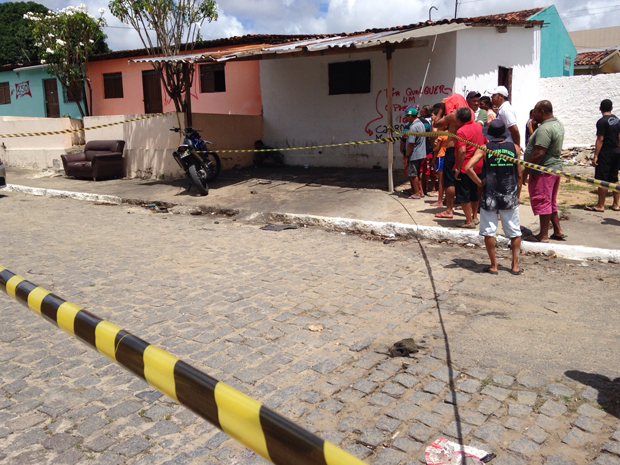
[28,0,620,51]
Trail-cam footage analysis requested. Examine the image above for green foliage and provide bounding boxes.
[0,2,50,65]
[24,5,108,117]
[108,0,218,113]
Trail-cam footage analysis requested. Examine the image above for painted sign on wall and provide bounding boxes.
[15,81,32,99]
[364,84,453,138]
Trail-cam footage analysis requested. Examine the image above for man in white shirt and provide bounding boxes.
[492,86,523,198]
[491,86,521,152]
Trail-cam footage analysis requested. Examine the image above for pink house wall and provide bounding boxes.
[87,54,262,116]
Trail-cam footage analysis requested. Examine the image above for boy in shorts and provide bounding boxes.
[465,119,523,275]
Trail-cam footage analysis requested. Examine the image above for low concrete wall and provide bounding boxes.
[540,74,620,147]
[84,113,183,179]
[0,117,83,169]
[191,113,263,170]
[83,112,263,179]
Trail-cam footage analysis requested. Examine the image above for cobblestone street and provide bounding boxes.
[1,192,619,465]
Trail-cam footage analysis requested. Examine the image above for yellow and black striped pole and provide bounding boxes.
[0,265,366,465]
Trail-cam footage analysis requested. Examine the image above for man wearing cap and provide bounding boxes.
[467,91,487,126]
[404,107,426,199]
[491,86,520,150]
[585,99,620,212]
[523,100,566,243]
[465,119,523,275]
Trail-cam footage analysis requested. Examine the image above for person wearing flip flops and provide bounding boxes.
[522,100,566,243]
[404,107,427,199]
[585,99,620,213]
[454,106,486,228]
[465,119,523,275]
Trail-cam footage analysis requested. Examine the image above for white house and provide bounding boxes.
[258,11,542,169]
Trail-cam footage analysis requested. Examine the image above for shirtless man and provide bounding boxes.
[432,97,463,219]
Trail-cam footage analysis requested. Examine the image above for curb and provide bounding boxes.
[266,212,620,262]
[7,184,620,262]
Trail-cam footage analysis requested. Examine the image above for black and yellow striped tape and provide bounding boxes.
[0,265,366,465]
[396,129,620,193]
[0,113,166,139]
[215,138,397,153]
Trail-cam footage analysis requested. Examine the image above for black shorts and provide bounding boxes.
[595,151,620,183]
[407,159,422,177]
[443,147,456,188]
[456,172,480,203]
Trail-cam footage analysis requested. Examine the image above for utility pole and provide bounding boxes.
[454,0,458,18]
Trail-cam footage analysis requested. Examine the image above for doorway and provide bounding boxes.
[43,79,60,118]
[498,67,513,101]
[142,70,163,114]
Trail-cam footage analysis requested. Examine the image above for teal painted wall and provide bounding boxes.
[529,6,577,78]
[0,66,83,118]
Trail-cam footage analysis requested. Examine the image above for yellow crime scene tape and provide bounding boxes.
[0,265,366,465]
[2,112,616,193]
[0,113,165,138]
[216,138,395,153]
[396,129,620,193]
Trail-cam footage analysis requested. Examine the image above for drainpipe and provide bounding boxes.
[386,45,394,193]
[184,62,193,127]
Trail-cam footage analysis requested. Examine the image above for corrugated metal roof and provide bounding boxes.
[131,8,542,64]
[132,23,472,64]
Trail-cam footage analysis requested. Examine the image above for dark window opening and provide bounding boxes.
[328,60,371,95]
[63,82,83,103]
[0,82,10,105]
[498,67,513,102]
[104,72,124,99]
[200,63,226,93]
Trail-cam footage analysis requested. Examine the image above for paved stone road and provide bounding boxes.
[1,192,619,465]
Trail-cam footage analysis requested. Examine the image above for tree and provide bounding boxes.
[0,2,50,65]
[108,0,218,114]
[24,5,108,117]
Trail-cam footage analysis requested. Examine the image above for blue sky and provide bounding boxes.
[4,0,620,51]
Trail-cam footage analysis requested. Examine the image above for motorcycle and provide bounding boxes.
[170,127,222,196]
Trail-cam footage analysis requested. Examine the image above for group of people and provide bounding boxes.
[400,86,570,275]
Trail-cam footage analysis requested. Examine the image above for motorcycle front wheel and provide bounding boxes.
[188,163,209,196]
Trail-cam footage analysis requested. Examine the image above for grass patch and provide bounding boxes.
[560,182,592,193]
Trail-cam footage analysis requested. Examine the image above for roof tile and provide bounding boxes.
[575,49,618,66]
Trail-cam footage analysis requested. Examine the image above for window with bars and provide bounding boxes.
[200,63,226,93]
[328,60,371,95]
[103,72,124,99]
[0,82,10,105]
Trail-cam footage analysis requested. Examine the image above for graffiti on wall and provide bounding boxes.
[364,84,452,138]
[15,81,32,99]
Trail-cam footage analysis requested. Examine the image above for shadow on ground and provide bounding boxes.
[136,166,410,191]
[444,258,482,272]
[565,370,620,418]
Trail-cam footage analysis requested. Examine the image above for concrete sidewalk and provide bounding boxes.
[4,165,620,258]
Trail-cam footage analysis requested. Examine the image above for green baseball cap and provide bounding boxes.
[405,108,418,116]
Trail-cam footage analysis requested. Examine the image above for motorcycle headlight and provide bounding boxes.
[178,144,188,153]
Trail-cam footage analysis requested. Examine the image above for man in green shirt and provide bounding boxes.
[523,100,566,242]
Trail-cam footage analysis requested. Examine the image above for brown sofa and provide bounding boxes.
[61,140,125,180]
